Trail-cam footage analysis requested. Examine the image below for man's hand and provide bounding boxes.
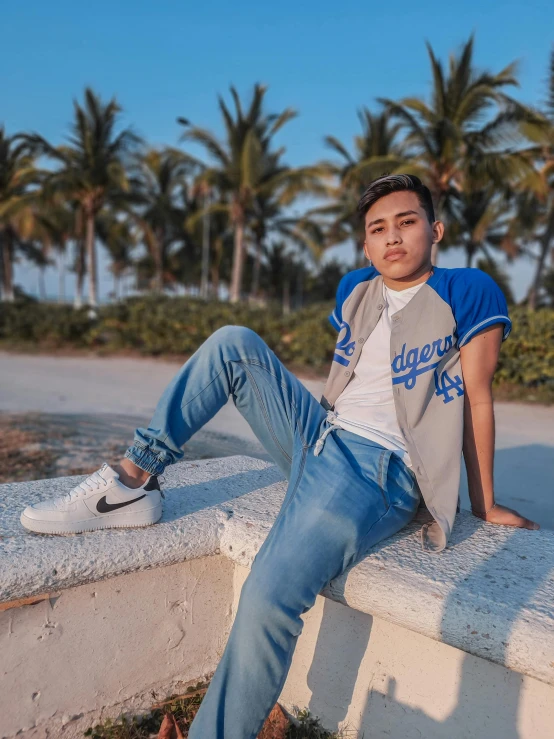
[472,503,540,530]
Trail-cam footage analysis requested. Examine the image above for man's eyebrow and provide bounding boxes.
[366,210,419,228]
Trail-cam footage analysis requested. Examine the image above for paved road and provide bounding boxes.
[2,351,553,529]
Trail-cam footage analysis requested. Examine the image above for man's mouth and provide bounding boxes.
[384,249,407,261]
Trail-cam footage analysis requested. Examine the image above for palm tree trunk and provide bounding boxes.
[528,208,554,310]
[1,231,15,302]
[250,238,262,298]
[74,238,85,308]
[230,219,245,303]
[153,230,164,293]
[201,192,210,299]
[210,237,222,300]
[466,248,474,269]
[58,249,66,303]
[210,263,220,299]
[85,211,98,306]
[295,265,303,310]
[153,252,163,292]
[282,279,291,315]
[0,234,4,301]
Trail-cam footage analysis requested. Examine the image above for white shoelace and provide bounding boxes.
[63,470,109,503]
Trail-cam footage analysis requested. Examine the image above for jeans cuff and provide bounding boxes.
[124,445,167,476]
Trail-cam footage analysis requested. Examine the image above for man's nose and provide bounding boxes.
[386,229,401,245]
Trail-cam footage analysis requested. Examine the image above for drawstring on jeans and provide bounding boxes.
[314,410,343,456]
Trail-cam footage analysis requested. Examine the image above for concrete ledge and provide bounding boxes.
[1,455,553,689]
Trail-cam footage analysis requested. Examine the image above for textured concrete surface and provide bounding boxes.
[0,456,279,603]
[1,557,235,739]
[1,350,553,529]
[2,456,553,689]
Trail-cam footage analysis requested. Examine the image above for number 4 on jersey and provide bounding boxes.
[434,369,464,404]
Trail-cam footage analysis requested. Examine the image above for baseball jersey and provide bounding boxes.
[323,266,511,553]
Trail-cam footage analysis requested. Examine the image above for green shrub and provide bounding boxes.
[0,303,94,346]
[1,298,553,388]
[495,307,554,388]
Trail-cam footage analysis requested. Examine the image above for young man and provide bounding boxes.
[21,174,538,738]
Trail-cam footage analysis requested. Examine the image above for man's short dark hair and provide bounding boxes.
[357,174,435,224]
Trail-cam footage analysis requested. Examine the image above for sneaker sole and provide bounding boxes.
[20,504,163,535]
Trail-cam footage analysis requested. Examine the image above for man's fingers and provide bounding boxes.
[523,518,540,530]
[510,513,539,530]
[472,504,540,530]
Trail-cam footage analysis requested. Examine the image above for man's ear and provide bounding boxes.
[362,240,371,261]
[432,220,445,244]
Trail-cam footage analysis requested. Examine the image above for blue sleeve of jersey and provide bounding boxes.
[452,269,512,348]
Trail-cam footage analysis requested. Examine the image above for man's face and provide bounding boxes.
[362,190,443,279]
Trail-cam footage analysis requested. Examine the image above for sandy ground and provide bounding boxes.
[1,351,553,529]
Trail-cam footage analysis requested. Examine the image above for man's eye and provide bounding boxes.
[371,227,383,233]
[401,220,414,225]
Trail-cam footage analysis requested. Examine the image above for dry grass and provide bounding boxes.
[83,681,353,738]
[0,419,58,483]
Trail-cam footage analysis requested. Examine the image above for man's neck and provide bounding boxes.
[382,263,434,292]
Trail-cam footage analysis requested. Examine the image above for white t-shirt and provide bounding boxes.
[333,281,425,466]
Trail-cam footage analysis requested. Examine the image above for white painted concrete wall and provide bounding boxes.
[1,557,235,739]
[3,555,552,739]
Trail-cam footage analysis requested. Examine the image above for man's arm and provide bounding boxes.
[460,324,539,530]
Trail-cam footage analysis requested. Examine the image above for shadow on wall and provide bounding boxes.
[305,541,549,738]
[303,444,553,738]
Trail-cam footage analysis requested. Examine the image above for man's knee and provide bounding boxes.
[209,325,263,351]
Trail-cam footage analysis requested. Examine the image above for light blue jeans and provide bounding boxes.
[125,325,421,739]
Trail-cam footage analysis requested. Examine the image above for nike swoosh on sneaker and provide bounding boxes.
[96,494,147,513]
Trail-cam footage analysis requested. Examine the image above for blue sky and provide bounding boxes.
[2,0,552,300]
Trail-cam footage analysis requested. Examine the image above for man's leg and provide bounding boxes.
[187,427,420,739]
[21,325,326,535]
[113,324,326,486]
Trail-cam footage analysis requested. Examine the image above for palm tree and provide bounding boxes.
[315,108,406,266]
[261,241,299,314]
[24,88,142,307]
[31,195,79,303]
[512,48,554,309]
[379,35,536,263]
[0,127,38,302]
[96,211,137,300]
[132,147,198,292]
[246,154,329,299]
[178,84,305,302]
[440,175,516,268]
[185,186,233,298]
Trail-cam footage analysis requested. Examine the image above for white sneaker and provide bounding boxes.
[20,463,164,535]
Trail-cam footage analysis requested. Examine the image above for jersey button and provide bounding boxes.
[377,303,384,310]
[358,337,365,343]
[344,370,351,377]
